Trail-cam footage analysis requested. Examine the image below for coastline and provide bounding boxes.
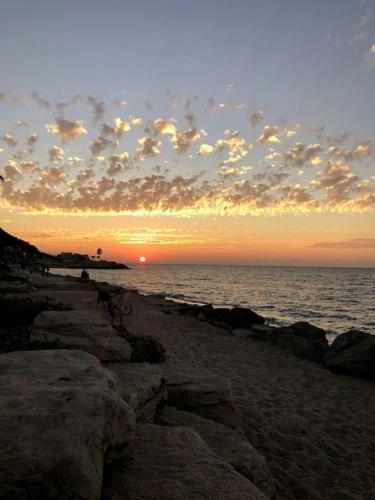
[1,269,375,499]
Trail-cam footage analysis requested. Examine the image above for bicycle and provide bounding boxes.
[108,291,133,324]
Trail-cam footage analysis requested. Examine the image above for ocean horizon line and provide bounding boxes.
[119,262,375,270]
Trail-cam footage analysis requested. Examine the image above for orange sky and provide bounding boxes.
[3,210,374,267]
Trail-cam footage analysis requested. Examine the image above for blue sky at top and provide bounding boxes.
[0,0,374,135]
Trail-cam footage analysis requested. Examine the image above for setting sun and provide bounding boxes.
[139,256,146,263]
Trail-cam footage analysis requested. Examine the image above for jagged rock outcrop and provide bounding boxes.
[102,424,267,500]
[105,362,167,422]
[31,310,131,361]
[0,349,135,500]
[156,406,275,498]
[175,303,265,327]
[324,330,375,379]
[245,321,329,362]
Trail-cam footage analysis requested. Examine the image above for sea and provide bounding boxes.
[52,265,375,339]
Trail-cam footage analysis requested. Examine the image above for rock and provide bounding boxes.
[193,401,244,430]
[176,303,265,328]
[164,367,232,408]
[164,367,243,429]
[102,424,267,500]
[31,310,131,362]
[105,362,167,422]
[197,305,265,327]
[156,406,275,498]
[228,307,266,327]
[233,324,274,339]
[265,322,328,362]
[0,349,135,500]
[324,330,375,380]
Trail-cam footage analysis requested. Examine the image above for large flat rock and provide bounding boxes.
[163,366,242,428]
[102,424,267,500]
[105,362,167,422]
[163,366,232,408]
[0,349,135,500]
[157,406,275,498]
[31,310,131,361]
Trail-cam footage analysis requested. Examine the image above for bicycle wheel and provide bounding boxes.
[121,301,133,316]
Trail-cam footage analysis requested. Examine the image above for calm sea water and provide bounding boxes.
[52,265,375,337]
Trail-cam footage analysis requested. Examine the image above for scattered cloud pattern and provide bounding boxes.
[0,91,374,217]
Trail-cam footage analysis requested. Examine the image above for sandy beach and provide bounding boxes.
[123,291,375,500]
[1,271,375,499]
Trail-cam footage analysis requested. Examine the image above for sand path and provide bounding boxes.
[125,292,375,500]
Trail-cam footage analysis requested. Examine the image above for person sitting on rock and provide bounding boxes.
[80,268,89,281]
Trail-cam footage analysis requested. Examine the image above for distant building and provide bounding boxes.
[56,252,90,263]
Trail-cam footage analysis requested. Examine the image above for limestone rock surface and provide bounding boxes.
[156,406,275,498]
[105,361,167,422]
[102,424,267,500]
[164,366,232,408]
[0,349,135,500]
[31,310,131,361]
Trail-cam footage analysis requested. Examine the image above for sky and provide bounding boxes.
[0,0,374,266]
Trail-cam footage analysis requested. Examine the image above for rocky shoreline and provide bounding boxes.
[0,269,374,499]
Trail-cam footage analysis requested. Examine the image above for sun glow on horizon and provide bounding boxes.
[139,256,146,263]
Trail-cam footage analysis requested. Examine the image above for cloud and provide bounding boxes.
[198,144,215,155]
[283,143,323,167]
[107,153,130,176]
[4,160,22,179]
[76,169,94,183]
[130,116,143,126]
[258,124,298,144]
[87,96,105,123]
[1,90,374,217]
[218,165,252,177]
[1,134,17,147]
[20,161,40,173]
[15,120,28,128]
[90,136,118,156]
[136,137,161,159]
[114,118,131,135]
[114,98,128,107]
[328,143,373,162]
[216,130,251,164]
[26,134,39,147]
[48,145,65,162]
[152,118,177,136]
[365,44,375,68]
[250,111,264,127]
[310,238,375,249]
[172,128,202,152]
[31,91,50,109]
[46,118,87,142]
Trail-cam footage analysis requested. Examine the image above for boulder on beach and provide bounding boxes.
[0,349,135,500]
[324,330,375,380]
[31,310,131,362]
[263,321,328,362]
[102,424,267,500]
[105,361,167,422]
[156,406,275,498]
[199,305,265,327]
[176,303,265,327]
